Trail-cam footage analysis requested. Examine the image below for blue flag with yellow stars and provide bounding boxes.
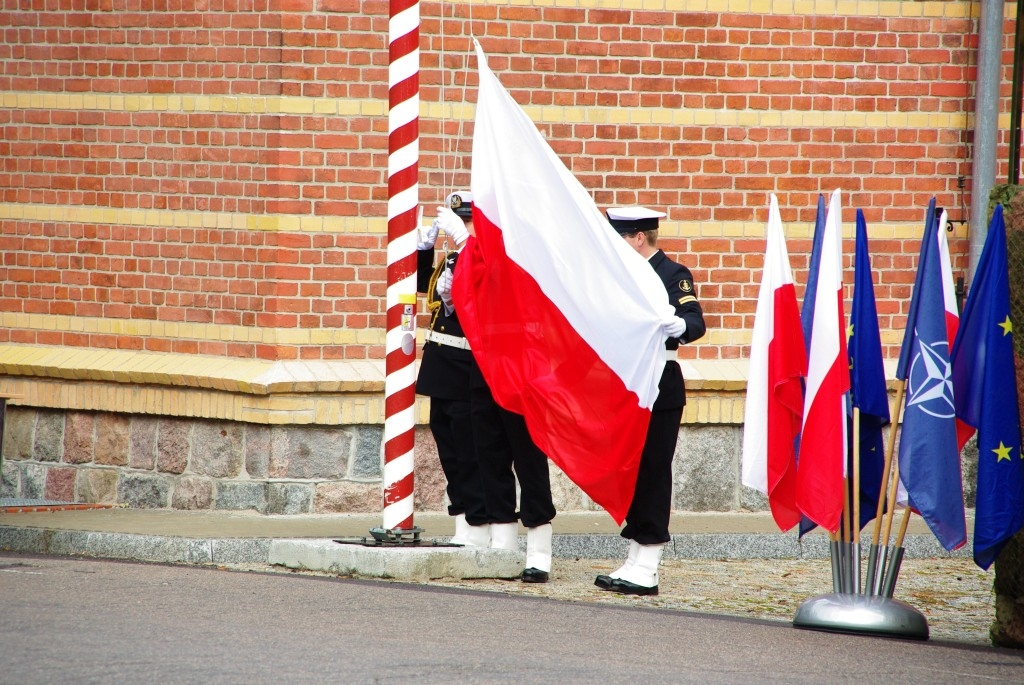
[950,204,1024,570]
[848,209,891,530]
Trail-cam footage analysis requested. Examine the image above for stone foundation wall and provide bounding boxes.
[0,406,761,516]
[0,407,388,514]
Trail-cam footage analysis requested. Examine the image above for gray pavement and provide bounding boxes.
[2,554,1021,685]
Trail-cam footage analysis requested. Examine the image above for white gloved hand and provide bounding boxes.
[435,206,469,246]
[437,267,455,315]
[663,316,687,339]
[416,217,439,250]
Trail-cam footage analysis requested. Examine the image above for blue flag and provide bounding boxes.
[801,193,828,346]
[848,209,890,530]
[950,205,1024,569]
[896,198,967,552]
[798,194,828,538]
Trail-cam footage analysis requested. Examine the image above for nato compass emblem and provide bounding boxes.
[905,334,955,419]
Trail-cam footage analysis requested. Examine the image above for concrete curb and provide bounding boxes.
[1,524,972,566]
[270,539,525,580]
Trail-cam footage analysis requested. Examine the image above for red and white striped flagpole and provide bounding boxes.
[383,0,420,531]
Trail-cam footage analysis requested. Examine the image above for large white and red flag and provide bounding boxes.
[936,209,972,451]
[451,41,678,523]
[796,188,850,532]
[741,194,807,531]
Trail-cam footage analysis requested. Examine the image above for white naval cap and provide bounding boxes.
[605,206,666,233]
[445,191,474,218]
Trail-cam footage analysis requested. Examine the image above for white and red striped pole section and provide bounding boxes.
[383,0,420,531]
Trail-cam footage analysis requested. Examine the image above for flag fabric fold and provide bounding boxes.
[950,205,1024,569]
[895,198,967,552]
[934,209,974,451]
[451,41,675,524]
[796,189,850,532]
[847,209,890,530]
[742,194,808,531]
[797,192,826,539]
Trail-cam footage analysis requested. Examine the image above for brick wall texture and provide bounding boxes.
[0,0,1019,361]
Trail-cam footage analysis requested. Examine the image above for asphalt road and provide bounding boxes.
[2,553,1022,685]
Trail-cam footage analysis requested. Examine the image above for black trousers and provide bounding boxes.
[620,404,684,545]
[429,396,488,525]
[469,366,555,529]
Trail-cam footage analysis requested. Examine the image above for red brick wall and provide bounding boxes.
[0,1,1017,361]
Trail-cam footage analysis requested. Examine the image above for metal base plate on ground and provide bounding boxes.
[793,593,929,640]
[332,526,457,548]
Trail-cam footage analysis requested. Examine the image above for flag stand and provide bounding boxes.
[792,393,929,640]
[792,590,928,640]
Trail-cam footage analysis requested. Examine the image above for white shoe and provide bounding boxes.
[524,523,552,574]
[449,514,471,546]
[595,539,640,589]
[464,523,491,548]
[614,543,666,592]
[489,522,519,551]
[610,539,640,580]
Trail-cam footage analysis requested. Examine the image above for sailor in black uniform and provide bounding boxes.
[415,191,490,547]
[595,206,706,595]
[469,361,557,582]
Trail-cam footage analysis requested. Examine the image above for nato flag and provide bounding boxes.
[848,209,890,529]
[950,205,1024,569]
[896,198,967,552]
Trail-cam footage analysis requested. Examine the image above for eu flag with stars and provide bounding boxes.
[896,198,967,552]
[848,209,890,529]
[950,205,1024,569]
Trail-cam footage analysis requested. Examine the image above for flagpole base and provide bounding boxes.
[793,593,929,640]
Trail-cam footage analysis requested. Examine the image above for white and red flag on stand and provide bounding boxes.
[741,194,807,531]
[451,41,678,523]
[795,189,850,532]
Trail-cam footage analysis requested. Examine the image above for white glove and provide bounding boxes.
[437,266,455,314]
[663,316,687,339]
[416,218,439,250]
[435,206,469,246]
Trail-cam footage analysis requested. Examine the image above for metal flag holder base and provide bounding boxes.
[793,592,929,640]
[333,526,462,549]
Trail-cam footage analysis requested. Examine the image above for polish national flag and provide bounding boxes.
[936,209,972,451]
[936,210,959,345]
[741,194,807,532]
[451,41,679,523]
[796,189,850,533]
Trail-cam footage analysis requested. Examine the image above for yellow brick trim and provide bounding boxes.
[461,0,980,17]
[0,312,385,347]
[1,93,1004,133]
[0,344,386,396]
[0,202,384,235]
[1,200,961,242]
[0,376,434,426]
[659,218,968,241]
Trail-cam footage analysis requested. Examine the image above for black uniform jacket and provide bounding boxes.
[414,248,475,401]
[650,249,706,411]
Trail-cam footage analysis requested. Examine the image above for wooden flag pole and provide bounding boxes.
[893,506,913,549]
[842,477,852,543]
[852,408,861,540]
[880,506,914,598]
[864,379,905,595]
[870,380,906,546]
[880,460,901,549]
